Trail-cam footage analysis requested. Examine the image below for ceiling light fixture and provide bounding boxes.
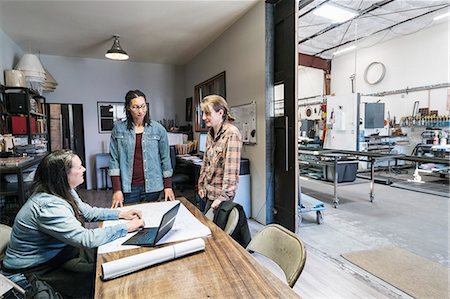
[433,11,449,21]
[105,35,129,61]
[313,3,357,23]
[333,45,356,56]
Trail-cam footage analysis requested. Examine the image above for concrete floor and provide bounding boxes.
[298,177,449,268]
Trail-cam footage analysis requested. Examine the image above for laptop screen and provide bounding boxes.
[155,202,180,244]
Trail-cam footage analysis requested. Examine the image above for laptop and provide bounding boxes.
[122,202,180,246]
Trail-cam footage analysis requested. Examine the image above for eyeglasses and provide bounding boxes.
[129,104,147,111]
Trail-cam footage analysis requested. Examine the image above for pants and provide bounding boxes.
[123,186,162,205]
[24,246,96,299]
[194,194,207,212]
[0,246,96,299]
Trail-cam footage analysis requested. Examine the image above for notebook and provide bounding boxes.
[122,202,180,246]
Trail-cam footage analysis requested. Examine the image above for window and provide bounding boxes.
[97,102,126,133]
[194,71,226,132]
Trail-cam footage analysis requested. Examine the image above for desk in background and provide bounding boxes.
[176,155,251,217]
[94,197,297,298]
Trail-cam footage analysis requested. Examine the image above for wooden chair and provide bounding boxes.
[246,224,306,288]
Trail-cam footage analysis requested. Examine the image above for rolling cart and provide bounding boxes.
[298,176,325,224]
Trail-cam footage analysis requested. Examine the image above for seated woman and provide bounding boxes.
[1,150,145,298]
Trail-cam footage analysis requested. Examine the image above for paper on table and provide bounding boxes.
[101,238,205,280]
[98,201,211,254]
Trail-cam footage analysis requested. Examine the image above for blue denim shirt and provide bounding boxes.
[109,120,173,193]
[3,190,127,270]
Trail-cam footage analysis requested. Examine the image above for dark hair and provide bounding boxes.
[201,94,235,122]
[31,150,84,225]
[124,90,151,130]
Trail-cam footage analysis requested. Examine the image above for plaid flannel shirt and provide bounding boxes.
[198,122,242,202]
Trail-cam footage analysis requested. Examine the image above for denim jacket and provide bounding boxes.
[109,120,173,193]
[3,190,127,270]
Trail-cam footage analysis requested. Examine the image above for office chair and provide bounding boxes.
[0,224,26,297]
[246,224,306,288]
[0,224,12,260]
[170,146,191,191]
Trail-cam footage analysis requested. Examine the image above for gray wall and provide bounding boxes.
[184,1,266,223]
[0,28,24,85]
[0,29,185,189]
[40,55,185,189]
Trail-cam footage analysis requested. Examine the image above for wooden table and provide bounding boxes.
[0,154,46,205]
[94,197,299,298]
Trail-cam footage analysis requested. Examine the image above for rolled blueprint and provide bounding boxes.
[101,238,205,280]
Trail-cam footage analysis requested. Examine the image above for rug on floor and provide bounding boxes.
[342,246,449,299]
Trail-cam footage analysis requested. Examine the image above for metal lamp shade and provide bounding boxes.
[105,36,129,61]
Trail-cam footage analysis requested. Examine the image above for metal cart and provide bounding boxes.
[298,176,325,224]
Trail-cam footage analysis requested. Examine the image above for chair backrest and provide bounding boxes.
[246,224,306,288]
[205,208,214,221]
[205,207,239,235]
[0,224,12,260]
[223,207,239,235]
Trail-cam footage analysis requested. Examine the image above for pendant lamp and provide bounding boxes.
[105,35,129,61]
[15,53,46,83]
[43,68,58,92]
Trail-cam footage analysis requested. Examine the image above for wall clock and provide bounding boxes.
[364,61,386,85]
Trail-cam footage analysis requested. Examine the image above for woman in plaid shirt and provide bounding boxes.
[198,95,242,212]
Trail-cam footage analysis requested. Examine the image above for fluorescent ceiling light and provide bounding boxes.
[313,3,357,23]
[433,11,449,21]
[333,45,356,56]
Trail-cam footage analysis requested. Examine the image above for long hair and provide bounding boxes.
[201,94,235,122]
[124,89,151,130]
[31,150,84,225]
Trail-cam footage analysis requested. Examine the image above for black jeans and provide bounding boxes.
[23,246,96,299]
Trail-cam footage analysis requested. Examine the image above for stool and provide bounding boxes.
[100,167,109,190]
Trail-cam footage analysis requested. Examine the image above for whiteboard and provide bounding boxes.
[231,101,256,144]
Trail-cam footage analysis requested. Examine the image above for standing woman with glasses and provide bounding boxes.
[109,90,175,208]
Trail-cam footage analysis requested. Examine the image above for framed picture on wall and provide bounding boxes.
[97,102,126,133]
[194,71,226,132]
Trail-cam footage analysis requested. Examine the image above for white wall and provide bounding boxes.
[184,1,266,223]
[0,28,24,85]
[331,22,449,125]
[39,55,185,189]
[298,66,324,121]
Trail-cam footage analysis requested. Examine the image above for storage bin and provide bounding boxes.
[324,161,358,183]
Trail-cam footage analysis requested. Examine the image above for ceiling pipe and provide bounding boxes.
[298,0,395,45]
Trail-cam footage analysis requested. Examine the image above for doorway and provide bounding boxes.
[47,103,86,188]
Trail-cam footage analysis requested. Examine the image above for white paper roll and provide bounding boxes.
[101,238,205,280]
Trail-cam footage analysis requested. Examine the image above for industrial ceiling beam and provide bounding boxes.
[298,53,331,71]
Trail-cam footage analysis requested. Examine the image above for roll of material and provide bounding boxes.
[101,238,205,280]
[5,70,26,87]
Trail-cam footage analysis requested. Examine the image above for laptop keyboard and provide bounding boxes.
[125,228,157,245]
